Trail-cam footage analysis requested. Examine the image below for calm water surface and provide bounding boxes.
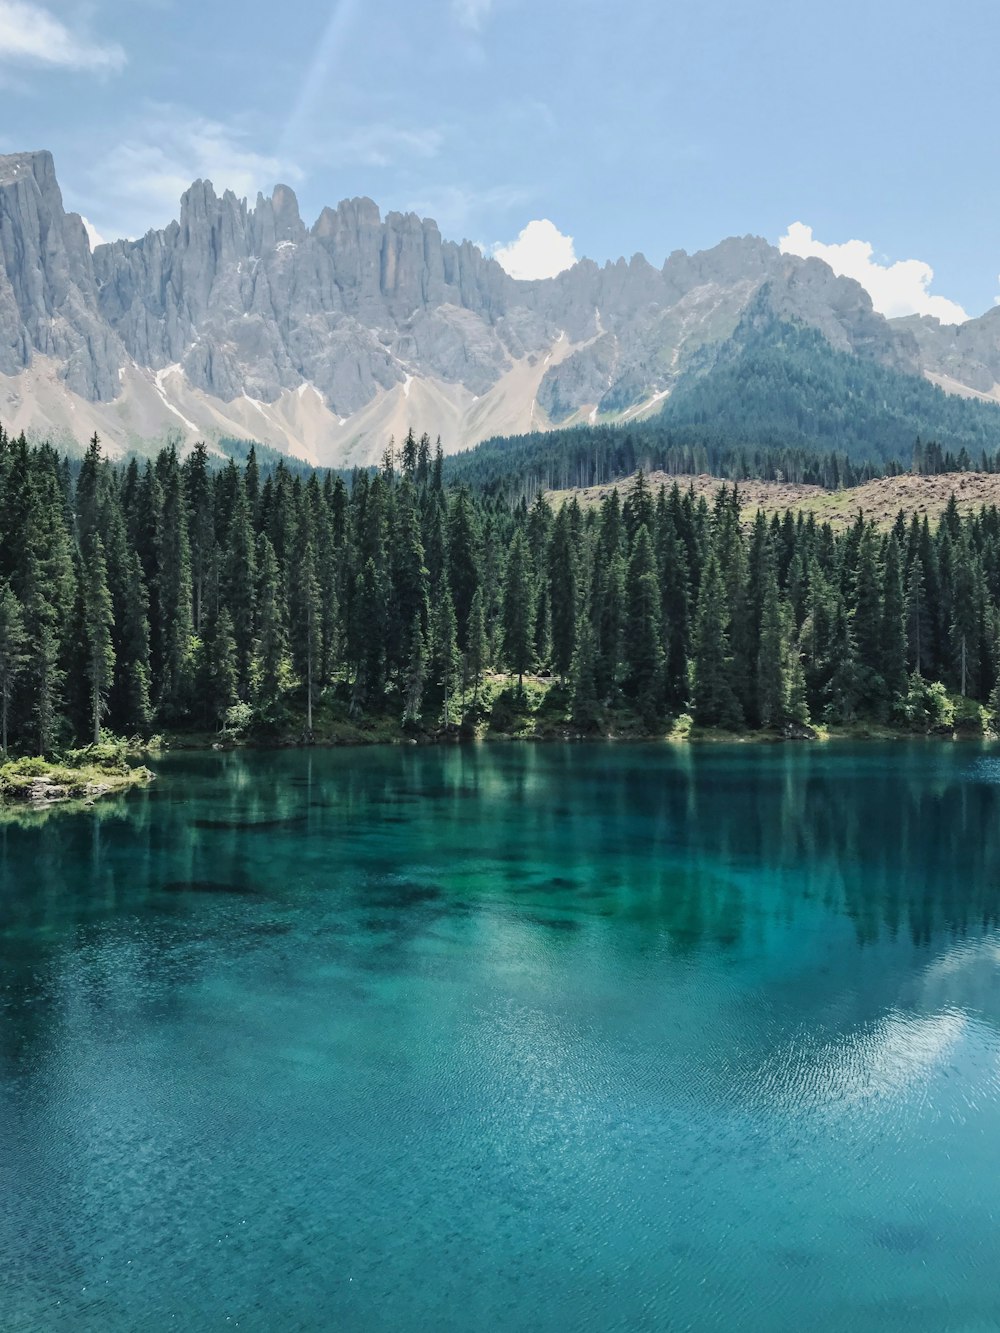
[2,742,1000,1331]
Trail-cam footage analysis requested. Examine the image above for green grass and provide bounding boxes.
[0,745,154,805]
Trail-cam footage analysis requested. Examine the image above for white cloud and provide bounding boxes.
[88,108,302,239]
[452,0,493,30]
[80,216,104,250]
[0,0,125,72]
[493,219,577,281]
[779,221,968,324]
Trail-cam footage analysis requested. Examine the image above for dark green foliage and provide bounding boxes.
[690,552,743,729]
[502,529,535,690]
[1,421,999,753]
[624,525,664,724]
[81,535,116,745]
[0,581,26,754]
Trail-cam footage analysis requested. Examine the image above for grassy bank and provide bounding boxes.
[0,740,156,808]
[164,675,996,751]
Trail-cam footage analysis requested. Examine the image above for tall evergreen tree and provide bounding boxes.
[81,536,116,744]
[624,524,664,723]
[0,582,26,755]
[502,529,535,692]
[691,552,742,728]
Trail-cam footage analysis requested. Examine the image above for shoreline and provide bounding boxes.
[161,720,995,752]
[0,757,155,812]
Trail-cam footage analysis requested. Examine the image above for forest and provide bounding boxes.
[1,422,1000,756]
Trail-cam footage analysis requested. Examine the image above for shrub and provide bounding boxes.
[902,675,954,732]
[221,703,254,737]
[669,712,694,741]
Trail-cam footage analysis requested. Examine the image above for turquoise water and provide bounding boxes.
[2,743,1000,1331]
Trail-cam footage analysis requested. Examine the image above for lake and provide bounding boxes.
[2,742,1000,1331]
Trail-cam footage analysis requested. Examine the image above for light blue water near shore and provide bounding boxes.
[2,742,1000,1331]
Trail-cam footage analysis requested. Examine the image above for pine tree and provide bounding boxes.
[117,551,153,735]
[291,530,322,735]
[402,613,427,726]
[570,619,600,728]
[548,505,578,681]
[691,552,742,728]
[254,536,288,716]
[81,536,116,744]
[0,582,26,754]
[465,587,488,710]
[20,545,64,755]
[502,529,535,692]
[156,450,194,718]
[389,479,429,675]
[659,517,691,709]
[951,536,982,698]
[624,524,664,723]
[223,473,257,696]
[906,552,927,676]
[202,608,238,728]
[429,586,460,724]
[881,535,908,708]
[756,566,787,729]
[852,528,887,712]
[446,488,480,649]
[184,442,215,634]
[594,549,626,699]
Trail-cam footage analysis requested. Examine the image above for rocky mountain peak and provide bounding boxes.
[0,150,997,464]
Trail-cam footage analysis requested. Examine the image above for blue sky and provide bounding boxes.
[1,0,998,320]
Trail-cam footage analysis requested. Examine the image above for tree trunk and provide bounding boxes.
[306,648,313,735]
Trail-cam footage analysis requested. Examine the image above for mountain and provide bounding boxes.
[2,148,1000,464]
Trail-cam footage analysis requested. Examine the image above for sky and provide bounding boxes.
[1,0,999,321]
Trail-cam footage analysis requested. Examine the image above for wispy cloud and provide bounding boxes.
[452,0,493,31]
[405,183,531,238]
[327,124,443,169]
[779,221,968,324]
[279,0,361,157]
[0,0,125,72]
[85,107,302,239]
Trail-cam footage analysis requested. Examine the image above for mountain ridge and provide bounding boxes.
[2,149,999,463]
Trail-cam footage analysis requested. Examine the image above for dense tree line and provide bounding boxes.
[659,317,1000,464]
[449,317,1000,498]
[3,422,1000,754]
[447,421,896,500]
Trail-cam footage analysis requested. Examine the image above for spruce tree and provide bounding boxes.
[502,529,535,692]
[429,586,460,724]
[81,536,116,744]
[881,535,908,709]
[0,582,26,755]
[690,552,742,729]
[402,613,427,726]
[465,587,488,709]
[624,525,664,724]
[255,536,288,717]
[202,608,238,728]
[548,505,578,682]
[291,531,322,735]
[756,567,787,729]
[570,619,600,729]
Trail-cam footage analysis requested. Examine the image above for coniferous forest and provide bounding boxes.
[3,421,1000,757]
